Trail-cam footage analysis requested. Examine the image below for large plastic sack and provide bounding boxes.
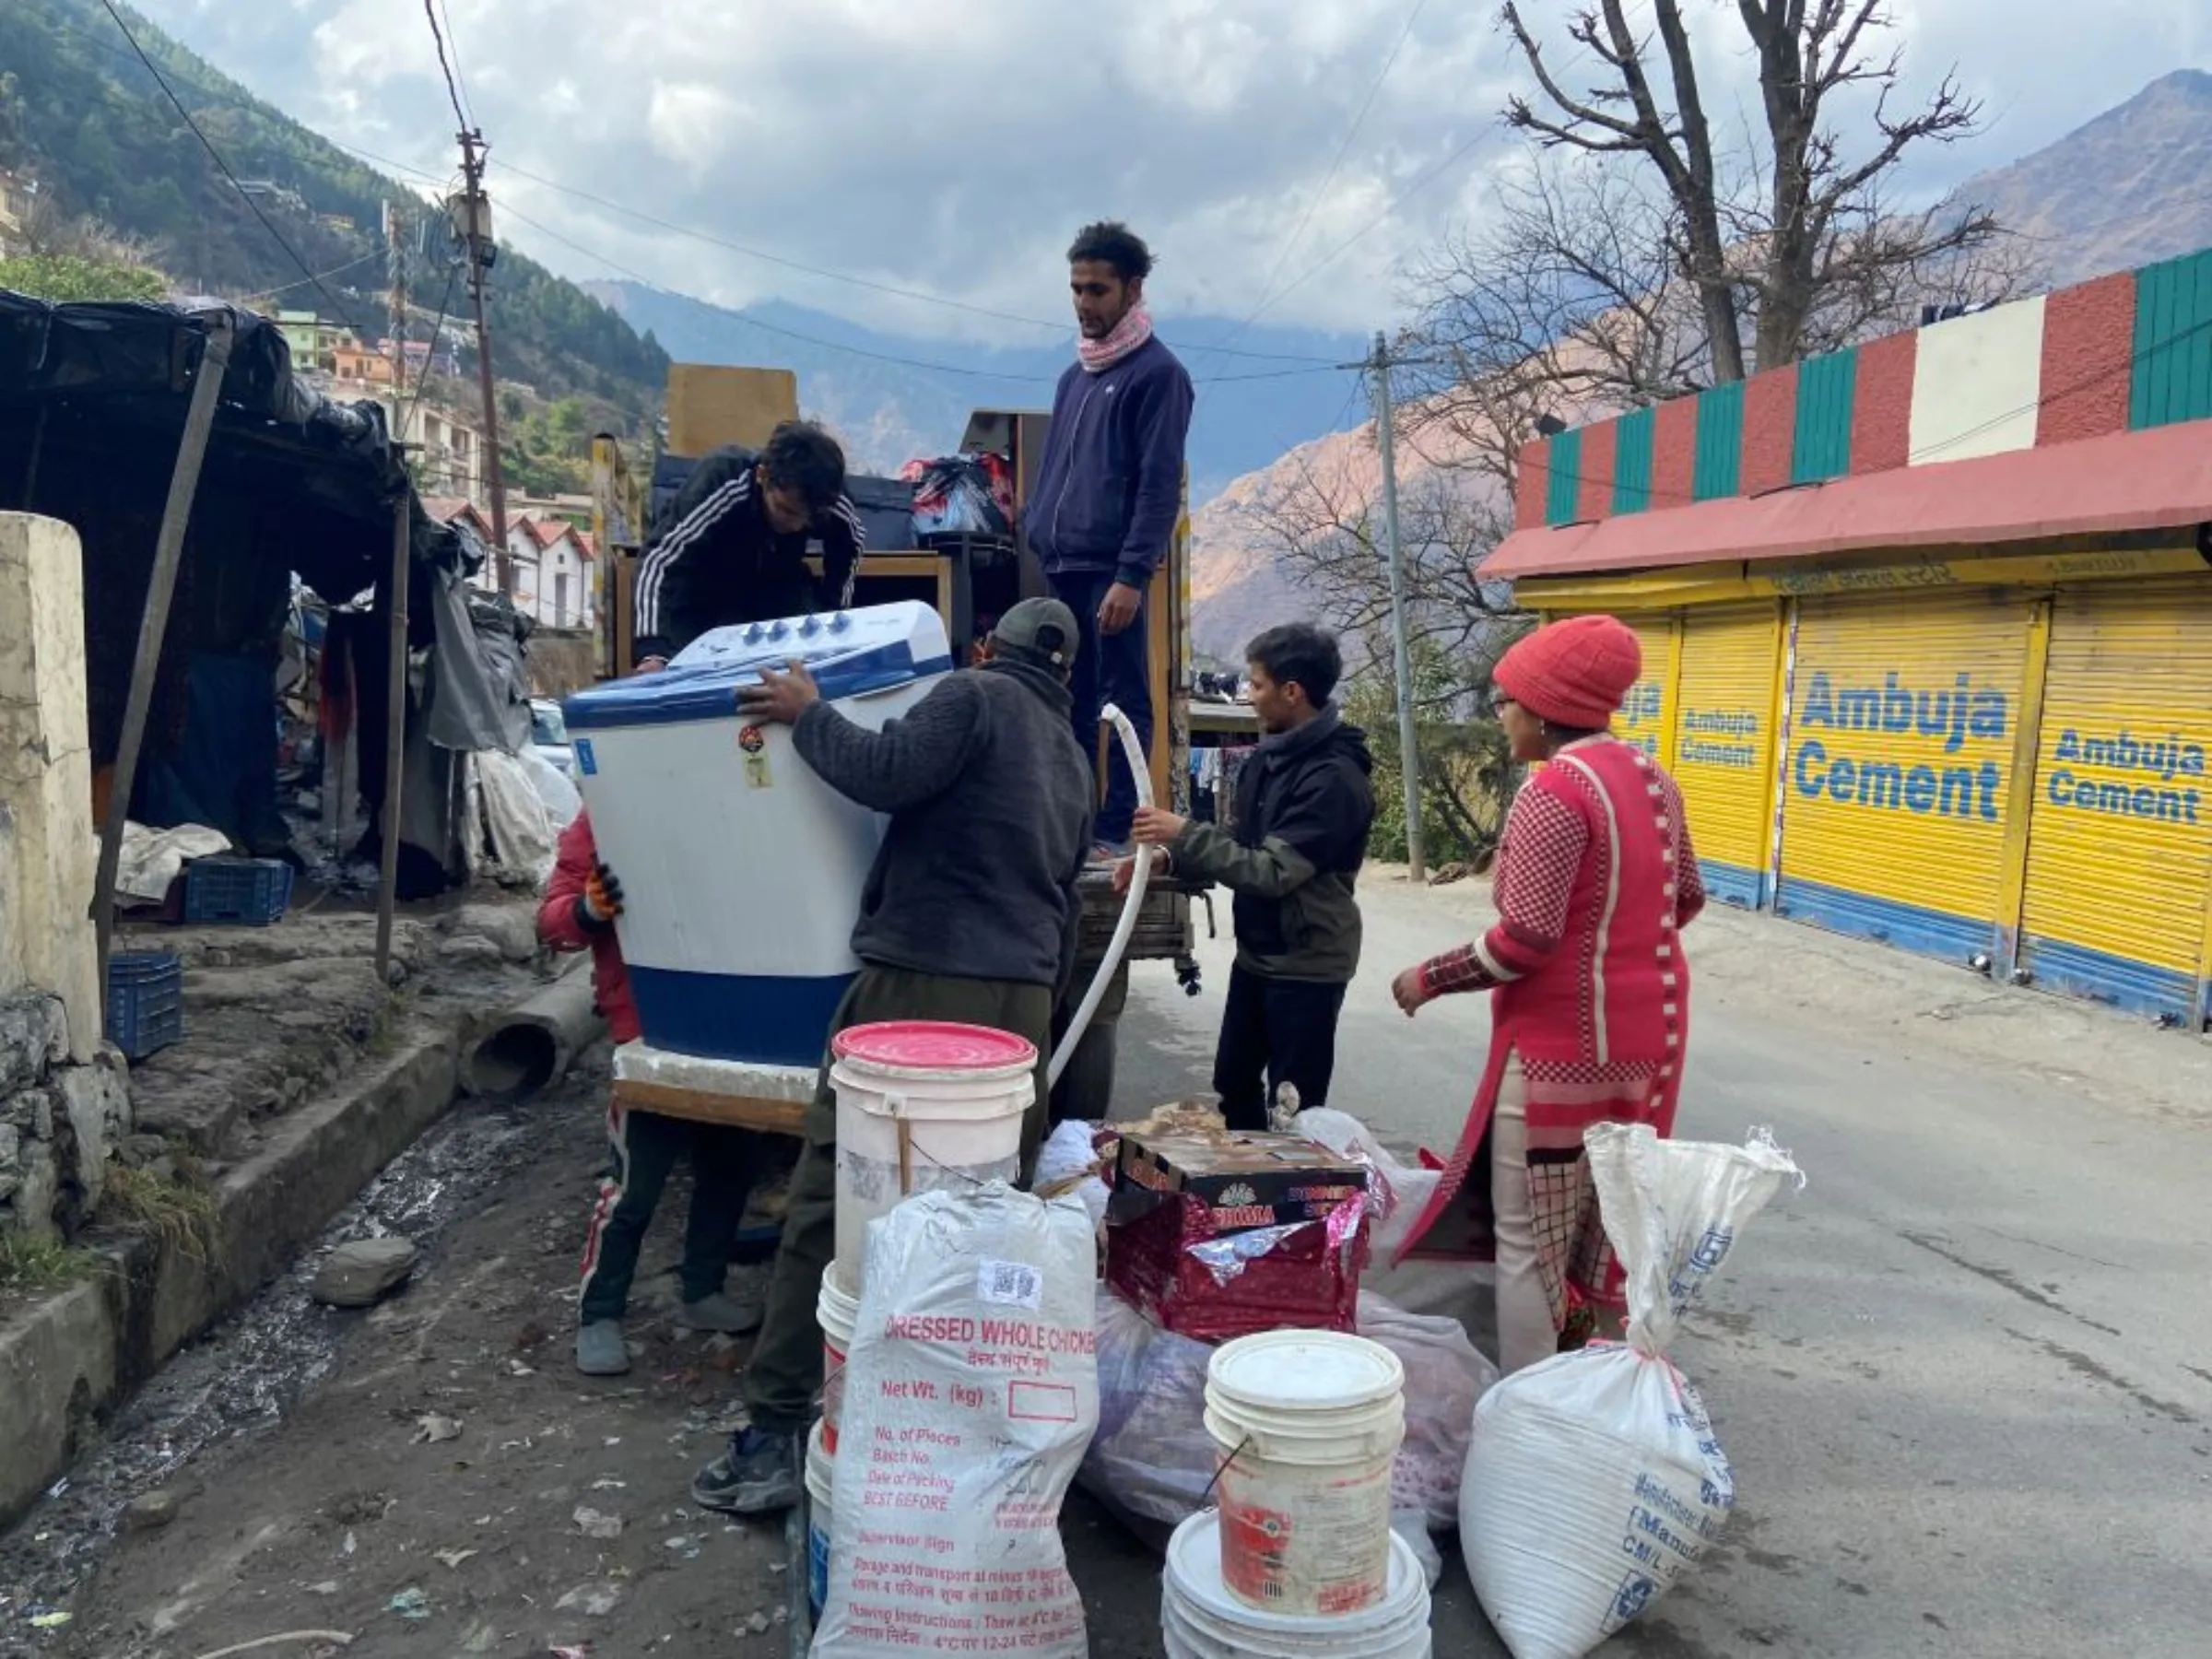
[469,748,559,886]
[519,745,582,830]
[816,1183,1098,1659]
[1083,1288,1497,1533]
[1293,1107,1443,1261]
[1031,1118,1110,1232]
[1460,1124,1803,1659]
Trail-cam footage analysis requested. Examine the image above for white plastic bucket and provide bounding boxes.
[830,1021,1035,1285]
[1161,1510,1431,1659]
[1204,1331,1407,1617]
[818,1265,860,1455]
[806,1420,834,1622]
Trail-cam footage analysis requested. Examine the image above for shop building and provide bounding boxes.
[1486,247,2212,1027]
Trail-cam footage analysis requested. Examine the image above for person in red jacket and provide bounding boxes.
[540,809,767,1376]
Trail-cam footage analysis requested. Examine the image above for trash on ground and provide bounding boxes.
[386,1587,431,1620]
[413,1412,464,1444]
[554,1584,622,1617]
[571,1505,623,1540]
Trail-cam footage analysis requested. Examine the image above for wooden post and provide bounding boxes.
[374,491,412,988]
[92,314,235,997]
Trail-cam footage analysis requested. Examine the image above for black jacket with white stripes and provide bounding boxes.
[629,445,866,662]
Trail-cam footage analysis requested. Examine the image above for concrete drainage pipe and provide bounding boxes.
[460,961,606,1100]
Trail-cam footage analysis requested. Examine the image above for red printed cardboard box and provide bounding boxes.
[1105,1130,1371,1341]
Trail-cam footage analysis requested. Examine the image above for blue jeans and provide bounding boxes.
[1050,570,1154,845]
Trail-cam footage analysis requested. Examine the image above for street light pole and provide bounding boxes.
[1369,331,1426,883]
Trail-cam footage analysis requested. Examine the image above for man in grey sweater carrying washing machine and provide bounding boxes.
[689,596,1096,1516]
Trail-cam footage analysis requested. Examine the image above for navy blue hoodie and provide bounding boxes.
[1027,335,1195,589]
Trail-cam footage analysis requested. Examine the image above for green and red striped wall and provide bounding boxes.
[1513,247,2212,534]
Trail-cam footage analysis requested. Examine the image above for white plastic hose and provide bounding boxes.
[1047,702,1155,1089]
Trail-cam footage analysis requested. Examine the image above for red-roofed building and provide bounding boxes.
[493,511,596,631]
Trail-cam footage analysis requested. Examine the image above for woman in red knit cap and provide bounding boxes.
[1388,614,1705,1373]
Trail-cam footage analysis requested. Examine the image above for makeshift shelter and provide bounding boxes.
[0,289,534,919]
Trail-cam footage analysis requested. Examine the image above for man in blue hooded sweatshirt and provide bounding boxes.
[1027,221,1195,856]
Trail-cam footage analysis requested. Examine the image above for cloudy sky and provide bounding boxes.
[131,0,2207,345]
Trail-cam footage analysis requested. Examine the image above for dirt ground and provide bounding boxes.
[8,1050,800,1659]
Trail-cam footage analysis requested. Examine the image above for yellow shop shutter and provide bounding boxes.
[1775,590,2036,961]
[1671,602,1784,909]
[2015,578,2212,1024]
[1610,611,1678,766]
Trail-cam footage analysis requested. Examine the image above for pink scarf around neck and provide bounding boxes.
[1077,304,1153,373]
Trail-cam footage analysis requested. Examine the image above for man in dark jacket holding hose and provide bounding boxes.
[689,597,1095,1516]
[1123,623,1374,1131]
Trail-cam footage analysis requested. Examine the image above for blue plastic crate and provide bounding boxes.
[182,857,295,926]
[106,952,184,1061]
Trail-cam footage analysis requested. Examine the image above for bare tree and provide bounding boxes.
[1253,442,1518,669]
[12,190,166,272]
[1245,441,1527,861]
[1499,0,2003,378]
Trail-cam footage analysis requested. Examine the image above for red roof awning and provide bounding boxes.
[1485,419,2212,580]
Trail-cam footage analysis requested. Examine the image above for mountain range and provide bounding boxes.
[583,280,1367,503]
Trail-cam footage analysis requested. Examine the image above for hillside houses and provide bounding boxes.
[423,499,597,632]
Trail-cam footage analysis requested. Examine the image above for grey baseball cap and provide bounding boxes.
[992,597,1081,668]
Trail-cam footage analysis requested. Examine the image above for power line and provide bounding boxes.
[233,251,381,303]
[432,0,476,127]
[1243,124,1502,335]
[44,6,1351,365]
[421,0,470,134]
[489,158,1342,363]
[1198,0,1429,382]
[96,0,369,335]
[490,203,1053,386]
[493,199,1344,390]
[401,263,462,434]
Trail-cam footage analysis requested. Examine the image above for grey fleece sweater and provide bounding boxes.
[790,658,1096,989]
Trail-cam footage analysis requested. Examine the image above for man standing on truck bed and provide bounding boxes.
[629,419,867,671]
[1028,221,1195,856]
[688,596,1095,1516]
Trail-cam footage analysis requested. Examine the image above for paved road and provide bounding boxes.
[1083,872,2212,1658]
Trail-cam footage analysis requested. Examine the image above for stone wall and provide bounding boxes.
[1,513,130,1239]
[0,992,130,1239]
[526,628,597,699]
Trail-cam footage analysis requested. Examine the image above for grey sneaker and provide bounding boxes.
[691,1427,800,1514]
[575,1319,630,1377]
[677,1288,764,1335]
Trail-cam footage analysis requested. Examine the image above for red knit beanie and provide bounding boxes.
[1494,615,1643,729]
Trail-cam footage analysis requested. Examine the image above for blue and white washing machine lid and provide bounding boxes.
[563,600,955,734]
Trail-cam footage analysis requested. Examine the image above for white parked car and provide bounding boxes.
[530,698,574,778]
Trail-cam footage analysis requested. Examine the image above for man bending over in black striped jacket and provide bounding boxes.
[629,419,867,670]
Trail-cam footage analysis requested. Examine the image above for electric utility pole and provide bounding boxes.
[382,199,407,431]
[454,129,512,593]
[1366,331,1426,883]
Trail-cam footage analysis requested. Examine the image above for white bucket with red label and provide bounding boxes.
[1204,1330,1406,1618]
[1162,1510,1431,1658]
[818,1264,860,1454]
[830,1021,1035,1286]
